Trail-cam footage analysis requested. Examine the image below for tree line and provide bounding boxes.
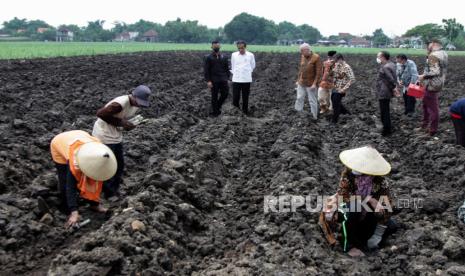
[404,19,465,49]
[0,13,322,44]
[1,13,464,49]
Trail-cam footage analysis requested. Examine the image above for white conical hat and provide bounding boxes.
[76,142,117,181]
[339,146,391,176]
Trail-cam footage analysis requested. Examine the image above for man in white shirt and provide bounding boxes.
[231,40,256,115]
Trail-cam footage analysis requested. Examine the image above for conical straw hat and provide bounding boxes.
[76,142,117,181]
[339,146,391,176]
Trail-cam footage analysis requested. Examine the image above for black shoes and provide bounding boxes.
[381,129,392,137]
[209,111,221,117]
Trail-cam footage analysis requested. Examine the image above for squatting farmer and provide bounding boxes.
[319,146,396,257]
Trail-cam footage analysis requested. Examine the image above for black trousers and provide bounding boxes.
[55,163,97,214]
[379,99,391,134]
[403,93,416,114]
[232,82,251,114]
[104,143,124,197]
[56,163,70,212]
[211,81,229,115]
[342,209,378,251]
[331,91,349,123]
[452,117,465,147]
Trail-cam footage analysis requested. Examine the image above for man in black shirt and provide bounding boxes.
[204,40,230,116]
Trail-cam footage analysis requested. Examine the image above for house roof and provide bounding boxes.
[37,28,49,33]
[143,30,158,37]
[350,37,370,44]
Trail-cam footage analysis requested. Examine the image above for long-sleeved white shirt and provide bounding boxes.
[231,51,255,83]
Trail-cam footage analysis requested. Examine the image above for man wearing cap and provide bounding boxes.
[295,43,322,120]
[450,98,465,147]
[92,85,151,198]
[51,130,117,227]
[319,146,395,257]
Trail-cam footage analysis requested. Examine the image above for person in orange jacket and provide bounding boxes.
[50,130,117,227]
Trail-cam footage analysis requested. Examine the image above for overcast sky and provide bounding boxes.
[2,0,464,37]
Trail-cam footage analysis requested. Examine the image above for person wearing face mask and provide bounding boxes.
[295,43,322,120]
[319,146,395,257]
[231,40,256,115]
[318,50,337,114]
[396,54,418,116]
[418,39,448,136]
[204,40,231,117]
[331,53,355,123]
[376,51,399,136]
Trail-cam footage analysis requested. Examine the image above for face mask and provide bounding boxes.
[213,48,220,53]
[376,58,382,64]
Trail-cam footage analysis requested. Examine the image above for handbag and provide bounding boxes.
[407,83,425,98]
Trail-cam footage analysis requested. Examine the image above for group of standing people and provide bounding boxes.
[295,39,453,140]
[204,39,464,147]
[375,39,449,137]
[204,40,256,116]
[294,44,356,123]
[378,39,459,140]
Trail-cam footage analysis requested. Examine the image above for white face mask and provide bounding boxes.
[376,58,382,64]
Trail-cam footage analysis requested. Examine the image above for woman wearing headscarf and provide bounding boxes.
[319,146,394,257]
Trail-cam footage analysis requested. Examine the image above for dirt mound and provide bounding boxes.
[0,52,465,275]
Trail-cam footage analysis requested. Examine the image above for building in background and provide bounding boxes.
[114,32,139,42]
[277,38,304,46]
[56,28,74,42]
[142,30,158,42]
[37,28,49,34]
[349,37,372,48]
